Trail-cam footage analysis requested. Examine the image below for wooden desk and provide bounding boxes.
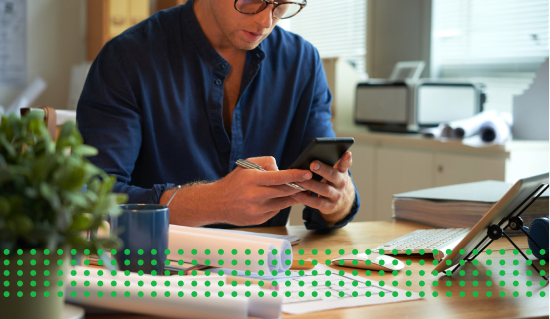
[87,221,549,319]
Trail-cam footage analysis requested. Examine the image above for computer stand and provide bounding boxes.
[449,182,549,281]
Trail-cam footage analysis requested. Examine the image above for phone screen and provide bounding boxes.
[289,137,354,181]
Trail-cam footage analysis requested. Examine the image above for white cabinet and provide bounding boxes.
[349,143,376,221]
[434,152,505,187]
[374,147,433,221]
[348,132,510,222]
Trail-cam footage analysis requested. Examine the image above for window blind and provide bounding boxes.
[431,0,549,113]
[283,0,367,75]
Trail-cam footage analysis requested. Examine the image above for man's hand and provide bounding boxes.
[160,156,312,226]
[292,151,355,226]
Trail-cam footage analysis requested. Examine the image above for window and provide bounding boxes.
[281,0,367,76]
[431,0,549,113]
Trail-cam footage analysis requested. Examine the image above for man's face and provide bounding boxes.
[208,0,279,50]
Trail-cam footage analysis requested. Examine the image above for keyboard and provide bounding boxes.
[373,228,471,260]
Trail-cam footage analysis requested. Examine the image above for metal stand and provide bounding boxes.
[450,182,549,281]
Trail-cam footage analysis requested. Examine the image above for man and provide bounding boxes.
[77,0,360,229]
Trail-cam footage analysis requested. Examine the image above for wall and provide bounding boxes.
[366,0,432,79]
[0,0,86,110]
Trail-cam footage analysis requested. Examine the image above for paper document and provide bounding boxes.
[218,265,422,314]
[280,265,422,314]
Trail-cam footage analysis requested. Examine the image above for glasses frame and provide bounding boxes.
[234,0,307,19]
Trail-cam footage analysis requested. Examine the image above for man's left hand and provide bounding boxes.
[292,151,355,225]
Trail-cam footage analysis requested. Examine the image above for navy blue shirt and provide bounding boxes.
[77,0,359,230]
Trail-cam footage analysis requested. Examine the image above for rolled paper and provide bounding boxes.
[68,266,282,319]
[66,273,249,319]
[168,225,292,273]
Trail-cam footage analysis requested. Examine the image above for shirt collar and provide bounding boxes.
[181,0,266,68]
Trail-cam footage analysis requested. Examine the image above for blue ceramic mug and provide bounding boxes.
[110,204,169,274]
[523,216,549,261]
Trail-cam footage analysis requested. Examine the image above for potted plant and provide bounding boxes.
[0,112,127,319]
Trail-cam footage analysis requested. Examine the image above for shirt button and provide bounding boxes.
[221,63,229,69]
[215,79,222,85]
[256,53,262,58]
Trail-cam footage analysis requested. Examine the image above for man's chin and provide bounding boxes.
[236,41,260,51]
[232,36,264,51]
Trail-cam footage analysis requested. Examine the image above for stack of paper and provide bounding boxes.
[393,180,549,235]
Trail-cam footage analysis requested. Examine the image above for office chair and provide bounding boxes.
[20,106,76,141]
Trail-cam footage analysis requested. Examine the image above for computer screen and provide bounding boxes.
[434,173,549,273]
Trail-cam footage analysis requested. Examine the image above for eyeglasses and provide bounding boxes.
[234,0,307,19]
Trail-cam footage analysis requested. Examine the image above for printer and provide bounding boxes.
[355,79,486,133]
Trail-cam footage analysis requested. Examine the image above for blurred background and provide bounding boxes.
[0,0,547,224]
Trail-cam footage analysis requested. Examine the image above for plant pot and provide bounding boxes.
[1,249,69,319]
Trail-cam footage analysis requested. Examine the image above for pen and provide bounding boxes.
[236,159,305,191]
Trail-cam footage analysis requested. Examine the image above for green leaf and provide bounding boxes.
[0,116,14,142]
[63,190,89,207]
[24,187,39,199]
[96,237,122,250]
[114,193,128,205]
[0,197,10,217]
[0,113,124,252]
[12,215,33,234]
[69,213,91,231]
[0,135,16,158]
[39,182,56,200]
[72,145,98,157]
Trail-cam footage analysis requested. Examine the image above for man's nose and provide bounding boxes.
[253,3,274,29]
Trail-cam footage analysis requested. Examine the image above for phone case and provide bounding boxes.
[289,137,355,181]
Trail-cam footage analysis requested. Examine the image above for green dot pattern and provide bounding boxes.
[1,247,546,303]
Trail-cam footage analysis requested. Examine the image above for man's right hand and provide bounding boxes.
[160,156,312,226]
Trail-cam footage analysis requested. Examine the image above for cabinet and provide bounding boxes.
[350,132,510,222]
[288,130,548,226]
[434,152,505,186]
[374,147,434,221]
[157,0,187,12]
[288,131,518,225]
[86,0,186,61]
[86,0,150,61]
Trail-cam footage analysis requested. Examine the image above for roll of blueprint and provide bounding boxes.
[420,124,454,139]
[478,114,511,143]
[447,110,499,139]
[169,225,293,273]
[66,273,249,319]
[422,110,511,145]
[68,266,282,319]
[70,266,215,286]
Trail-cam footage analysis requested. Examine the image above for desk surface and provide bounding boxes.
[88,221,549,319]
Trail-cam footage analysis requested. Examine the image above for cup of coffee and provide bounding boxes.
[110,204,169,274]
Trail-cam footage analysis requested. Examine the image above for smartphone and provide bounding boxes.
[289,137,355,181]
